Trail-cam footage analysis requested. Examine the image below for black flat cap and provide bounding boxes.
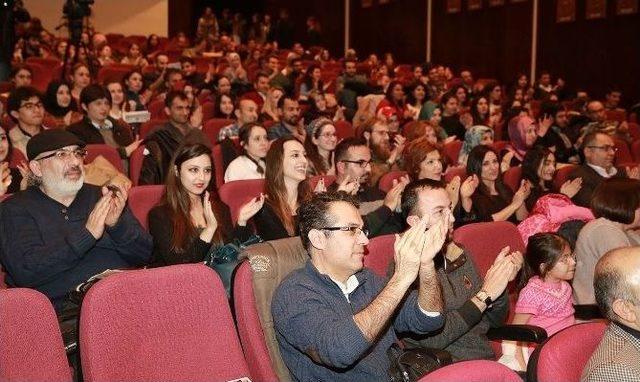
[26,129,86,161]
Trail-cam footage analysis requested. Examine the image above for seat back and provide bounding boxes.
[80,264,250,382]
[613,138,633,165]
[128,185,165,230]
[453,221,525,278]
[443,140,463,165]
[378,170,408,193]
[219,179,265,224]
[364,233,396,277]
[147,99,166,120]
[139,118,167,139]
[419,360,521,382]
[128,145,145,185]
[233,237,308,382]
[334,120,355,141]
[201,101,215,121]
[527,322,608,382]
[203,118,234,144]
[0,289,73,382]
[492,140,509,154]
[212,143,226,188]
[633,139,640,162]
[444,166,468,183]
[503,166,522,193]
[85,144,124,173]
[25,62,52,93]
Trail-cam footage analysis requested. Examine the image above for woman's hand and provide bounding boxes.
[560,177,583,198]
[125,135,143,157]
[237,194,265,226]
[203,191,218,231]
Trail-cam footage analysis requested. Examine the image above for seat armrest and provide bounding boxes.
[487,324,548,343]
[574,304,603,320]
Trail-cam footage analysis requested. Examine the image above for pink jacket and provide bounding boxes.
[518,193,594,245]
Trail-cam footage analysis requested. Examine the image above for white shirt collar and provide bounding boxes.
[587,163,617,178]
[330,274,359,302]
[91,118,114,130]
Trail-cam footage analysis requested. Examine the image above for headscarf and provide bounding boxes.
[418,100,438,121]
[43,80,77,118]
[507,115,535,161]
[459,125,494,165]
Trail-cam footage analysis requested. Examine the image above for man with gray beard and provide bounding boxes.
[0,130,152,311]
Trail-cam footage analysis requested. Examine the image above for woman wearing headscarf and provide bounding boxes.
[503,115,539,168]
[43,80,82,128]
[458,125,495,167]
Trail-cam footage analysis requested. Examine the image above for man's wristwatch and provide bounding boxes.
[474,290,492,305]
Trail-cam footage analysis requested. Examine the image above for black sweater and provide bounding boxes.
[0,184,152,309]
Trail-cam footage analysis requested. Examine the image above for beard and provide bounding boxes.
[370,141,391,161]
[41,166,84,196]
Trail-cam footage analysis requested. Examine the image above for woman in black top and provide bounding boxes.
[521,146,583,212]
[238,136,312,241]
[148,143,249,266]
[439,92,466,141]
[466,145,530,223]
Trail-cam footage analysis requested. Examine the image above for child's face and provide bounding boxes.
[545,245,576,282]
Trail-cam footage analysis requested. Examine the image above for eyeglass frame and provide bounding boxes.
[321,225,369,238]
[586,145,618,153]
[19,101,44,111]
[36,148,88,161]
[340,159,372,168]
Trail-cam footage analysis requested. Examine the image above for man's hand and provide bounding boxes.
[560,177,583,198]
[626,166,640,180]
[86,195,111,239]
[537,114,553,137]
[124,135,143,157]
[419,214,448,265]
[481,246,519,301]
[336,175,359,195]
[103,183,129,227]
[393,218,427,286]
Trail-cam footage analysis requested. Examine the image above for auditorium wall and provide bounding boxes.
[23,0,169,37]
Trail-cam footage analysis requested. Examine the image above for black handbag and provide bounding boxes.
[204,234,263,296]
[387,343,451,382]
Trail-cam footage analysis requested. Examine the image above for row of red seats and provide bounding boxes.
[0,220,607,381]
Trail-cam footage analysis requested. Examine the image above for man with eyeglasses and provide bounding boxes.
[331,137,407,237]
[400,179,522,362]
[0,129,152,311]
[272,191,445,381]
[7,86,46,158]
[568,132,639,207]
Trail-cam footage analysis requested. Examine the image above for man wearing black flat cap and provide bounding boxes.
[0,129,152,311]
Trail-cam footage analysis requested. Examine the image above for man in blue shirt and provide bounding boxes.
[272,192,445,381]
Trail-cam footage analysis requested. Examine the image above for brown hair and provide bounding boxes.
[265,137,312,236]
[163,143,224,252]
[403,137,441,180]
[591,178,640,224]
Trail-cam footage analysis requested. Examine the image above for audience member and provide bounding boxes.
[67,84,141,159]
[267,96,305,141]
[360,118,406,187]
[0,125,22,195]
[567,132,634,207]
[7,86,46,157]
[215,93,236,120]
[120,42,148,67]
[573,178,640,304]
[123,70,149,111]
[582,246,640,382]
[521,146,582,211]
[9,65,33,89]
[400,179,521,361]
[0,129,152,310]
[466,145,529,223]
[272,191,445,381]
[499,233,576,371]
[224,122,268,182]
[458,125,494,167]
[304,117,337,176]
[237,137,310,241]
[43,80,82,128]
[69,63,91,103]
[259,86,284,122]
[149,143,246,266]
[439,92,466,140]
[180,56,205,89]
[139,91,206,185]
[217,98,259,141]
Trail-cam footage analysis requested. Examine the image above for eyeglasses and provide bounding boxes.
[341,159,372,168]
[19,102,44,111]
[321,226,369,238]
[586,145,618,153]
[37,148,88,161]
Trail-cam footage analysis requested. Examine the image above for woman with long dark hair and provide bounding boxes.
[521,146,582,212]
[439,92,466,141]
[239,137,311,240]
[0,124,23,196]
[376,80,408,127]
[299,64,324,101]
[304,117,337,176]
[406,82,427,120]
[466,145,530,222]
[148,143,248,265]
[123,70,148,111]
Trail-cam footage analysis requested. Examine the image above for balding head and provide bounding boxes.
[594,247,640,327]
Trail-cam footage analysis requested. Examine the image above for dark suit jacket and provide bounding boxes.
[567,164,626,208]
[67,117,134,158]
